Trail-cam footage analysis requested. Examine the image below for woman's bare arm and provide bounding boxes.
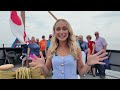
[77,48,91,76]
[29,49,52,76]
[77,48,108,76]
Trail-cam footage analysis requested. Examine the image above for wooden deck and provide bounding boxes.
[79,69,120,79]
[12,65,120,79]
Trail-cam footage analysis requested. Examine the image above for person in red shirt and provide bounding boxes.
[86,35,96,77]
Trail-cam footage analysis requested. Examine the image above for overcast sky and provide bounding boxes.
[0,11,120,50]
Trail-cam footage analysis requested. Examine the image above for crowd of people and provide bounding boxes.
[76,31,108,79]
[20,34,52,67]
[19,19,108,79]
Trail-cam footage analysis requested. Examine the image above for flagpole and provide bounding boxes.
[48,11,58,21]
[21,11,25,30]
[21,11,28,43]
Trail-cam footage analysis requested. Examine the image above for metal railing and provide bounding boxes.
[0,44,21,48]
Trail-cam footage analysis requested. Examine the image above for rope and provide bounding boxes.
[15,67,45,79]
[0,70,16,79]
[16,67,31,79]
[30,67,45,79]
[0,67,45,79]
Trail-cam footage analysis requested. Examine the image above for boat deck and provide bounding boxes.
[80,70,120,79]
[12,64,120,79]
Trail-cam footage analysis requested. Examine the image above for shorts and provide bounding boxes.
[29,54,40,61]
[20,53,27,61]
[91,65,96,68]
[81,51,86,65]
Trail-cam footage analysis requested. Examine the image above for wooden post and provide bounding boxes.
[48,11,58,21]
[3,44,4,48]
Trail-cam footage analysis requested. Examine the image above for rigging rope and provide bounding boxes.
[0,66,45,79]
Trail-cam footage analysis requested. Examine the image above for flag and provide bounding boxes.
[9,11,28,44]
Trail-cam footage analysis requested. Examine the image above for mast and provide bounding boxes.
[21,11,28,43]
[48,11,58,21]
[21,11,25,29]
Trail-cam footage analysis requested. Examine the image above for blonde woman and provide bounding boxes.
[29,19,108,79]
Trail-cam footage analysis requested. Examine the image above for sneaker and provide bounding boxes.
[20,56,23,60]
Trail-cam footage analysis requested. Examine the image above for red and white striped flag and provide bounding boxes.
[9,11,28,44]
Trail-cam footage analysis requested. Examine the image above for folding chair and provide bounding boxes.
[4,51,16,64]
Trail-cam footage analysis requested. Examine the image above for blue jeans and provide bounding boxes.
[94,51,106,76]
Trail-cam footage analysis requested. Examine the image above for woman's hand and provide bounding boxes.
[87,49,108,66]
[29,52,45,69]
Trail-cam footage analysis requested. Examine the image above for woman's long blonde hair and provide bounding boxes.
[48,19,78,60]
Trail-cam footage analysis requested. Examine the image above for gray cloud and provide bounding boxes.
[94,11,120,18]
[0,11,120,50]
